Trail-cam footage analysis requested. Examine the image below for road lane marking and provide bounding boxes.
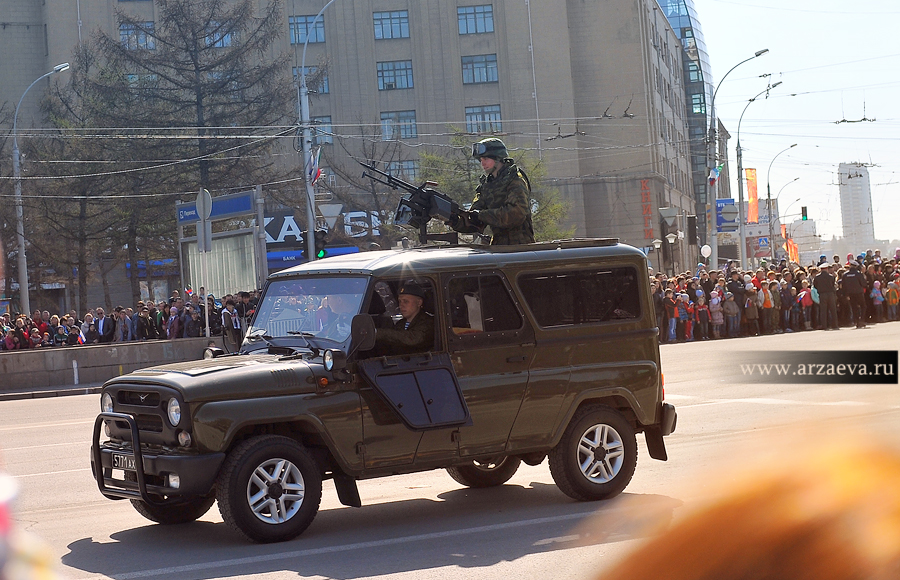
[14,468,91,479]
[0,419,93,432]
[114,511,607,579]
[3,441,89,452]
[679,398,872,409]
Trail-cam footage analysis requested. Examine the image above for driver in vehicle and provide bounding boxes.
[372,280,434,356]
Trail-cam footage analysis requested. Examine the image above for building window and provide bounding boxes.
[377,60,414,90]
[381,110,417,140]
[293,66,329,94]
[465,105,501,134]
[374,11,409,39]
[458,5,494,34]
[691,93,705,115]
[687,61,701,83]
[386,160,419,181]
[205,22,233,47]
[289,15,325,45]
[119,22,155,50]
[461,54,498,84]
[312,116,333,145]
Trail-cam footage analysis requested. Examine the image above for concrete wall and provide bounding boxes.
[0,338,211,393]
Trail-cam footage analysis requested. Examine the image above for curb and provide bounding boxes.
[0,384,104,402]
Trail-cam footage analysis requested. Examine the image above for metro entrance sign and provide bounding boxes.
[176,190,255,225]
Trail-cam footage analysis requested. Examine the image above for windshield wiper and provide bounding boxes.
[245,329,309,354]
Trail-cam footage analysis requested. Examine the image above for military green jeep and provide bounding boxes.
[91,239,676,543]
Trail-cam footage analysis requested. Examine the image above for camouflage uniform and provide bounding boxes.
[458,161,535,245]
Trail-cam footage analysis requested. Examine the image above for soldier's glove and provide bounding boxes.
[467,210,483,227]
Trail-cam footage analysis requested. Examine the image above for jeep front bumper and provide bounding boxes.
[91,412,224,504]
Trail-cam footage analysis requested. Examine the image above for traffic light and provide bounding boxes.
[801,206,808,221]
[314,229,328,259]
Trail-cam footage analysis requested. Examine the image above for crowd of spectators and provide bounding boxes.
[653,248,900,343]
[1,288,259,351]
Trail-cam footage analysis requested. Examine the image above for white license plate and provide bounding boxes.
[112,453,136,471]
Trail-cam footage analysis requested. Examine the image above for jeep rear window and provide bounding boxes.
[518,267,641,327]
[251,276,367,340]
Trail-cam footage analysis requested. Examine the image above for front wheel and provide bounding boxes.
[549,406,637,501]
[130,493,215,525]
[446,456,521,488]
[216,435,322,543]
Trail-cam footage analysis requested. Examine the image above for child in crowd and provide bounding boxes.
[798,281,814,330]
[768,281,782,333]
[676,294,688,341]
[695,296,710,340]
[869,281,884,323]
[709,290,724,339]
[723,292,740,338]
[53,325,68,346]
[790,287,802,330]
[886,281,899,321]
[683,294,695,341]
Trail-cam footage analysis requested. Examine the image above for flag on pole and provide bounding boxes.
[708,164,724,186]
[306,147,322,186]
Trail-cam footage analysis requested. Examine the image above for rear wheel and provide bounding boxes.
[549,406,637,501]
[446,456,521,488]
[130,494,215,525]
[216,435,322,543]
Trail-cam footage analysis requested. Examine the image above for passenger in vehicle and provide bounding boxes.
[372,280,434,356]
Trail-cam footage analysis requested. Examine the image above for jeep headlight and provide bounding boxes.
[101,392,114,413]
[167,398,182,426]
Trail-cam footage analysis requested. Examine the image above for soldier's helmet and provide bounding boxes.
[471,137,508,160]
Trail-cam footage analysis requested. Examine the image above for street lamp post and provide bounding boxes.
[665,232,677,274]
[652,238,663,274]
[766,144,798,261]
[707,49,769,271]
[299,0,337,263]
[12,62,70,315]
[735,82,782,268]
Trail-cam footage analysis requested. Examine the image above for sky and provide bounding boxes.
[693,0,900,246]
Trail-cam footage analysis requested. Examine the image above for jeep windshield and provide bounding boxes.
[246,276,368,348]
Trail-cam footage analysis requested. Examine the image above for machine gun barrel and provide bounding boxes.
[359,161,461,232]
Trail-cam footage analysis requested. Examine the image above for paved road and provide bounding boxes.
[2,324,898,580]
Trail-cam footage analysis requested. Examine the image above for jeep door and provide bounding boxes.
[355,278,465,469]
[442,271,535,457]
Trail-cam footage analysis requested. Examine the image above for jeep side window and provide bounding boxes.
[518,267,642,327]
[448,275,522,334]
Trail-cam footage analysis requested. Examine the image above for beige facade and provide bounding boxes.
[2,0,694,250]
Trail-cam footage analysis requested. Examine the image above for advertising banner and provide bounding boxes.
[746,168,758,223]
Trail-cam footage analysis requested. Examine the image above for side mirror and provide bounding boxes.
[203,346,224,359]
[349,314,376,355]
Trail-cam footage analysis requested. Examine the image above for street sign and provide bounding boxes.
[176,189,255,225]
[659,207,678,227]
[319,203,343,230]
[720,205,738,221]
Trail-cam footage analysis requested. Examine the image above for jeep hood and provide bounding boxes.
[104,354,320,402]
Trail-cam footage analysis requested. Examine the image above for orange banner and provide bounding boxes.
[781,224,787,238]
[745,168,758,223]
[782,238,799,263]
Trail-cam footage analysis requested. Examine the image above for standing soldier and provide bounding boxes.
[451,138,535,245]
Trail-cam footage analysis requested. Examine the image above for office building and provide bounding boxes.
[838,162,876,250]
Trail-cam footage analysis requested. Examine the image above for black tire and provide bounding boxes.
[446,456,521,488]
[549,406,637,501]
[130,494,216,525]
[216,435,322,543]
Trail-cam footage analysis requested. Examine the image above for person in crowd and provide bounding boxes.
[184,309,202,338]
[694,296,709,341]
[84,323,100,344]
[814,263,839,330]
[869,281,885,323]
[744,286,760,337]
[5,328,22,350]
[723,292,740,338]
[156,302,171,337]
[166,306,181,340]
[53,325,68,346]
[663,289,677,343]
[136,307,156,340]
[842,260,868,328]
[797,281,814,330]
[80,313,94,336]
[95,307,115,343]
[886,280,899,321]
[709,290,724,339]
[222,300,243,349]
[675,294,689,342]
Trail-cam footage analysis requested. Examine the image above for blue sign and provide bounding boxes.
[716,198,738,231]
[266,246,360,271]
[176,190,255,225]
